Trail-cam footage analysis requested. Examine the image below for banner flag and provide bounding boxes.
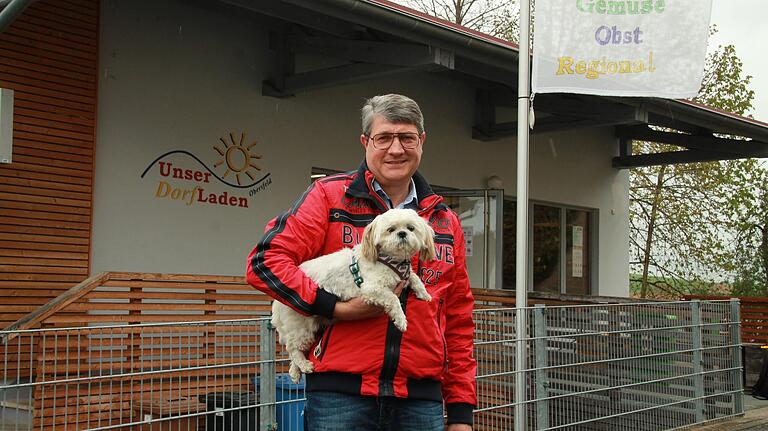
[532,1,713,98]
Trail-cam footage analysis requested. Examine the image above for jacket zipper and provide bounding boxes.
[437,298,447,370]
[378,289,409,396]
[313,323,334,361]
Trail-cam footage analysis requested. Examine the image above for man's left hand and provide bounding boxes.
[447,425,472,431]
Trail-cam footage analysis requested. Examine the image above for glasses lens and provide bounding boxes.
[398,133,419,149]
[371,133,419,149]
[373,133,394,149]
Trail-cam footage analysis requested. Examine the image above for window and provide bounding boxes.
[533,204,561,294]
[442,190,503,290]
[503,201,596,295]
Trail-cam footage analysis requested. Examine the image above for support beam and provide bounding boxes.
[474,116,640,140]
[612,149,750,168]
[473,89,496,139]
[263,63,405,97]
[616,125,768,157]
[619,137,632,158]
[264,32,454,97]
[289,35,454,68]
[535,94,648,124]
[473,92,647,141]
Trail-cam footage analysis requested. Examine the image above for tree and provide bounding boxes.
[730,172,768,296]
[629,39,763,298]
[395,0,519,41]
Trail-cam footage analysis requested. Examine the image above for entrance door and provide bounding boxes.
[441,190,503,290]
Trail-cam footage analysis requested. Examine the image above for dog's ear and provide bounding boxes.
[420,221,437,261]
[361,218,379,262]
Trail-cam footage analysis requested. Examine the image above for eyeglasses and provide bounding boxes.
[367,132,421,150]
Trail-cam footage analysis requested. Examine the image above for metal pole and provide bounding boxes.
[0,0,34,34]
[730,299,744,415]
[691,300,706,423]
[515,0,531,429]
[533,305,549,430]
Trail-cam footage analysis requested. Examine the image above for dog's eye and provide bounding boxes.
[387,227,395,233]
[407,225,415,231]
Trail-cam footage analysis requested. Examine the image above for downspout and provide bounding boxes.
[0,0,35,34]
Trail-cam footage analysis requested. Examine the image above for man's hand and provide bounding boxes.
[447,425,472,431]
[332,281,407,320]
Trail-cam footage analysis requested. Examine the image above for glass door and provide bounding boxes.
[441,190,503,290]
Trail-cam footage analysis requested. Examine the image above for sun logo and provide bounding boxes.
[213,132,262,185]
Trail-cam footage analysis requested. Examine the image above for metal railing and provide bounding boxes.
[475,299,743,430]
[0,300,743,430]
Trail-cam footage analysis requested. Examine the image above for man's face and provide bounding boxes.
[360,115,425,188]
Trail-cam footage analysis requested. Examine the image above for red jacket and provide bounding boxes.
[246,162,476,425]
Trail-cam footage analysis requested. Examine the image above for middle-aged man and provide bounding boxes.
[246,94,476,430]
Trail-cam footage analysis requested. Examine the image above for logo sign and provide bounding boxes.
[140,131,272,209]
[532,0,712,98]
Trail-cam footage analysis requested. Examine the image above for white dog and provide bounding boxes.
[271,208,436,383]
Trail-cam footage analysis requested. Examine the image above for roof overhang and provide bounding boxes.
[215,0,768,168]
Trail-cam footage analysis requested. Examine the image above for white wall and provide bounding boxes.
[92,0,629,297]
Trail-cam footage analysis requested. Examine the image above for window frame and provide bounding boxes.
[523,199,599,295]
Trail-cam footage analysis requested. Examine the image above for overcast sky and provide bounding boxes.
[709,0,767,123]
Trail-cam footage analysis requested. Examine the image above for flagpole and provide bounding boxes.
[515,0,531,429]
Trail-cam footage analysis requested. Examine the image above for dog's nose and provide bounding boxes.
[397,231,407,239]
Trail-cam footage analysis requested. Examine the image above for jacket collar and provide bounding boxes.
[347,161,442,212]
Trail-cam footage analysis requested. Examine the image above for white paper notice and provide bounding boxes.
[573,226,584,247]
[463,225,474,257]
[572,247,583,278]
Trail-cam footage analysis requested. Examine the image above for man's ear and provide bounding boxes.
[360,134,368,149]
[361,218,379,262]
[420,132,426,147]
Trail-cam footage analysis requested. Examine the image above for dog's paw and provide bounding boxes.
[394,317,407,332]
[289,365,302,384]
[298,360,314,374]
[416,291,432,302]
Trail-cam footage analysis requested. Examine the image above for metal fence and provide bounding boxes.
[474,299,743,430]
[0,300,743,430]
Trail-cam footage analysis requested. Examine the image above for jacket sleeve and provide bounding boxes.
[245,181,337,318]
[443,217,477,426]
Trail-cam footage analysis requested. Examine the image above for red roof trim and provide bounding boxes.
[363,0,519,51]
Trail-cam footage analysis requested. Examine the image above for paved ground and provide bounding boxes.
[683,395,768,430]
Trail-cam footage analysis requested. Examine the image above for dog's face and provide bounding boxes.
[361,209,436,262]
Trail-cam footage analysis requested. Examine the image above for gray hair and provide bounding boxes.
[361,94,425,136]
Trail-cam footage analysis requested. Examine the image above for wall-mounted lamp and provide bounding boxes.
[486,175,503,189]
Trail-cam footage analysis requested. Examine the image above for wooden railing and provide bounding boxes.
[1,272,644,430]
[684,294,768,345]
[1,272,274,431]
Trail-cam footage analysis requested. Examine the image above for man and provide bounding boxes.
[246,94,475,430]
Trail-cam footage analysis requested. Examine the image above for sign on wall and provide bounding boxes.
[140,131,272,209]
[532,0,713,98]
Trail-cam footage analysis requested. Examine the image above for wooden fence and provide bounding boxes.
[684,295,768,345]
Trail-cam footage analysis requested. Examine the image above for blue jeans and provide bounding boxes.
[304,391,445,431]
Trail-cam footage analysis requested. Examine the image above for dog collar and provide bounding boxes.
[377,255,411,281]
[349,255,364,288]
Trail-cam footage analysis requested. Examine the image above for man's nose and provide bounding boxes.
[398,231,407,239]
[387,138,406,153]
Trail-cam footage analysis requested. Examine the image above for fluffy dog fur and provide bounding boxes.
[271,208,437,383]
